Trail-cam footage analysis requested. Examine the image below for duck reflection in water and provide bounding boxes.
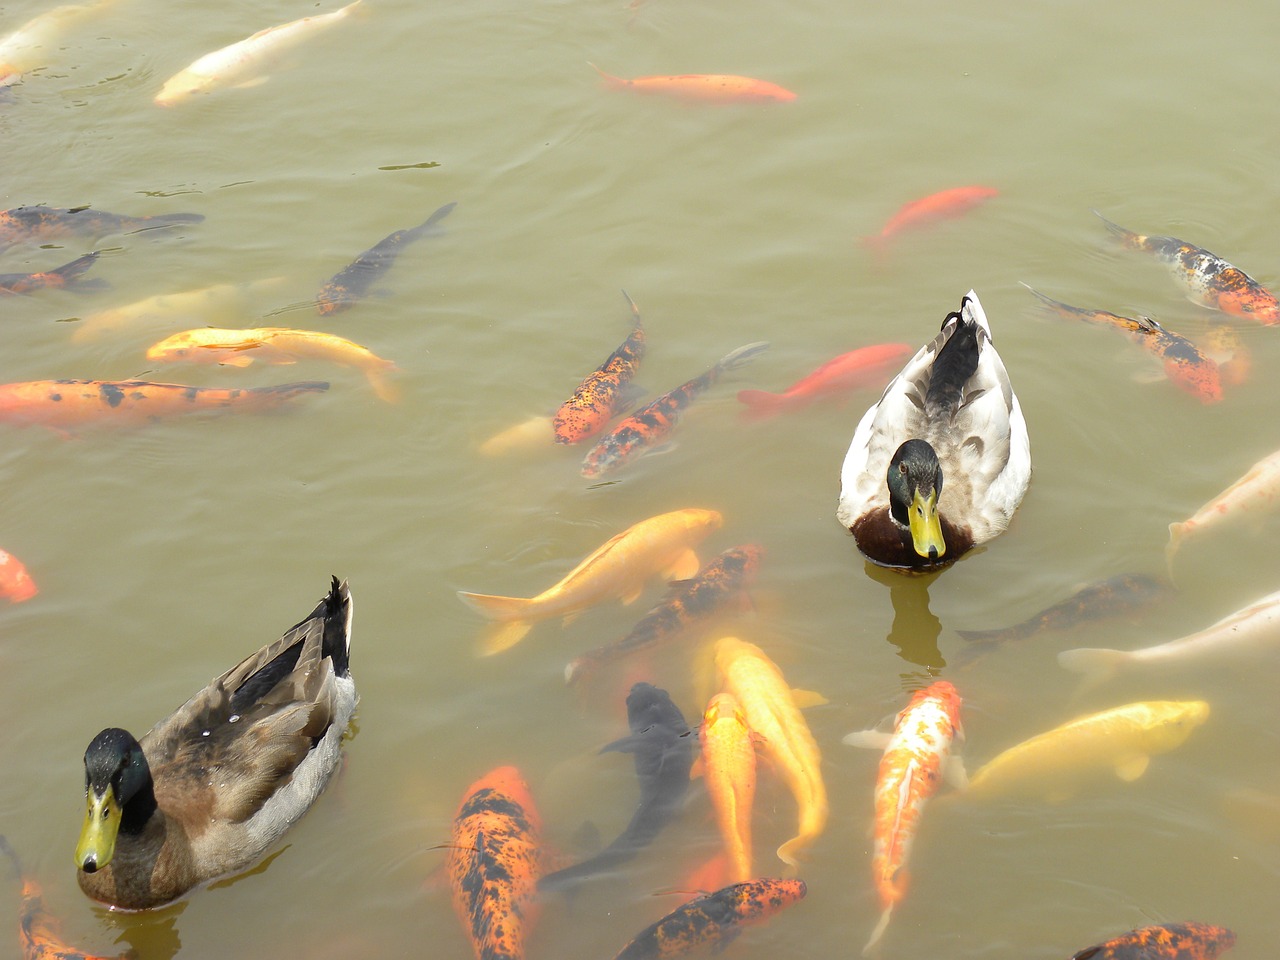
[864,563,945,670]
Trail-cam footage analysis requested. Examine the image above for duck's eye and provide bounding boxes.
[898,463,909,475]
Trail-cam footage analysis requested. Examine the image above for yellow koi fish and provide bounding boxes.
[713,636,827,867]
[71,277,284,344]
[154,0,364,106]
[1166,446,1280,571]
[964,700,1209,802]
[146,326,399,403]
[457,508,723,655]
[699,692,757,884]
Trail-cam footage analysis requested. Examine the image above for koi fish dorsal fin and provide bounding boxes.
[1115,754,1150,782]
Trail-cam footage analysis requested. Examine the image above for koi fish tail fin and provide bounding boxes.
[858,233,892,269]
[456,590,534,622]
[249,380,330,403]
[54,251,103,291]
[863,905,894,956]
[1056,646,1127,688]
[416,200,457,234]
[736,389,789,422]
[717,341,771,377]
[366,367,402,404]
[1091,209,1138,246]
[1165,521,1189,578]
[587,62,628,90]
[1017,280,1072,316]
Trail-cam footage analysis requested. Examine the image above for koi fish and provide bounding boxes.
[1095,211,1280,324]
[964,700,1209,801]
[1166,447,1280,570]
[1059,588,1280,685]
[155,0,365,106]
[459,508,722,656]
[0,205,202,251]
[1198,323,1251,386]
[316,201,456,315]
[555,291,645,444]
[0,549,37,603]
[565,543,763,685]
[71,277,284,344]
[0,379,328,432]
[713,636,826,867]
[955,573,1173,648]
[843,681,965,954]
[1069,923,1236,960]
[1021,283,1222,403]
[736,343,913,421]
[590,64,796,103]
[0,1,116,88]
[446,766,544,960]
[581,342,770,479]
[611,879,807,960]
[477,414,554,457]
[699,692,757,884]
[0,252,101,295]
[862,186,998,251]
[146,327,400,403]
[540,683,693,893]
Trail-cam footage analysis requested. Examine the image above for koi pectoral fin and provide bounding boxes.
[219,356,256,368]
[664,549,702,582]
[943,755,969,790]
[842,730,891,750]
[1116,755,1150,782]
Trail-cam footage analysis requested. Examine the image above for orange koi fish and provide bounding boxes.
[146,327,399,403]
[0,252,101,295]
[611,879,807,960]
[1021,283,1222,403]
[699,692,757,883]
[446,766,544,960]
[565,544,763,685]
[1095,212,1280,324]
[581,342,769,479]
[843,680,964,954]
[737,343,913,421]
[1167,445,1280,570]
[0,206,202,251]
[555,291,645,444]
[1070,923,1236,960]
[0,548,37,603]
[0,379,327,432]
[1198,323,1250,386]
[713,636,826,867]
[316,201,456,315]
[591,64,796,103]
[459,508,722,656]
[862,185,998,251]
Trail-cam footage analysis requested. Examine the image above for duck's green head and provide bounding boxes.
[76,728,153,874]
[887,439,946,561]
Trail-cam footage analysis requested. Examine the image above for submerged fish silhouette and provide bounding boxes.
[539,682,693,892]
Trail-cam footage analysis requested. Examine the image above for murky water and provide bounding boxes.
[1,0,1278,957]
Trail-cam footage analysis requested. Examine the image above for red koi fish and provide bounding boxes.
[565,544,764,685]
[843,680,965,954]
[0,379,327,432]
[0,252,101,295]
[611,879,807,960]
[591,64,796,103]
[446,766,544,960]
[862,186,998,251]
[1095,212,1280,324]
[0,548,37,603]
[316,201,456,315]
[581,342,769,479]
[555,291,645,443]
[1070,923,1236,960]
[1021,283,1222,403]
[0,206,202,251]
[737,343,913,421]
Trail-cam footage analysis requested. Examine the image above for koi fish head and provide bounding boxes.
[455,765,539,823]
[1145,700,1210,750]
[703,691,747,729]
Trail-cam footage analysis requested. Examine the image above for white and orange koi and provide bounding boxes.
[713,636,827,868]
[154,0,364,106]
[843,680,965,954]
[146,326,399,403]
[1166,446,1280,571]
[0,1,115,87]
[699,692,757,884]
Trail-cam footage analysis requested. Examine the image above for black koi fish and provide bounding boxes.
[0,251,101,295]
[0,205,202,251]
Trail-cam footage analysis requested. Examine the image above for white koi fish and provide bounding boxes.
[154,0,364,106]
[72,277,285,343]
[0,1,114,86]
[1059,588,1280,685]
[1167,447,1280,571]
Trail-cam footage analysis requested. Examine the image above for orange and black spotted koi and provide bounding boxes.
[0,252,101,295]
[580,341,769,478]
[1021,283,1222,403]
[554,290,646,444]
[446,766,544,960]
[316,201,456,315]
[0,205,202,251]
[611,879,807,960]
[1095,211,1280,324]
[1070,922,1236,960]
[565,544,763,685]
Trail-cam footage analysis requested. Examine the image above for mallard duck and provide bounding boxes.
[75,577,356,910]
[837,291,1030,572]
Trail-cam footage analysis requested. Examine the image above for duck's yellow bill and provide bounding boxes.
[76,790,121,873]
[908,488,946,560]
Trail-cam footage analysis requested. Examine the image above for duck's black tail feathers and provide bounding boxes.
[926,302,981,411]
